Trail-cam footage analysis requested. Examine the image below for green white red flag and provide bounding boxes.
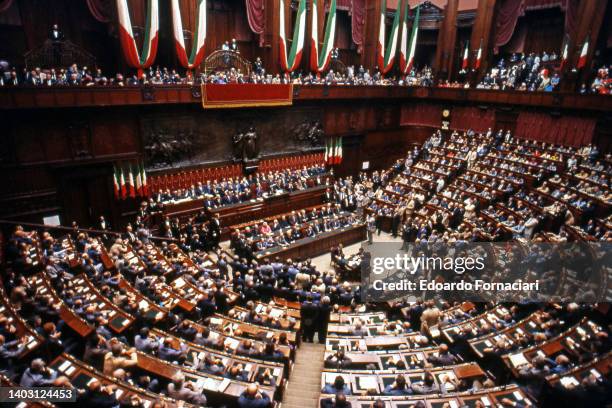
[171,0,207,70]
[116,0,159,75]
[279,0,307,72]
[310,0,337,73]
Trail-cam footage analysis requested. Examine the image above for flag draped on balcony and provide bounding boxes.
[171,0,207,70]
[576,36,589,69]
[400,3,419,75]
[279,0,307,72]
[378,0,401,74]
[310,0,337,73]
[114,160,149,200]
[116,0,159,76]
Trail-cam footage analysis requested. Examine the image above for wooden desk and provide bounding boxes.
[69,275,135,334]
[209,185,327,232]
[255,223,366,262]
[29,273,94,338]
[50,353,186,407]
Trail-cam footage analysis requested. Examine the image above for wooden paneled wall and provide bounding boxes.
[1,95,609,229]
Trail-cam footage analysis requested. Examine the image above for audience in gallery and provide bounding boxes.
[584,66,612,95]
[477,51,562,92]
[0,60,436,88]
[3,55,610,96]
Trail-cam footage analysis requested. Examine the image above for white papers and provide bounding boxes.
[560,376,579,387]
[509,353,528,368]
[217,378,230,392]
[357,376,378,390]
[58,360,72,372]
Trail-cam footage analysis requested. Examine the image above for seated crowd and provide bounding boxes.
[477,51,562,92]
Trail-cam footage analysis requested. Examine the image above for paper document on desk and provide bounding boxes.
[357,376,378,390]
[508,353,528,367]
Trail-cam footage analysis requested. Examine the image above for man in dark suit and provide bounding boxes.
[49,24,64,41]
[317,296,332,344]
[300,295,319,342]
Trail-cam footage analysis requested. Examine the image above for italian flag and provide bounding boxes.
[113,165,120,199]
[576,36,589,69]
[280,0,307,72]
[474,38,483,70]
[116,0,159,75]
[135,161,143,196]
[310,0,337,73]
[378,0,402,75]
[400,3,419,75]
[171,0,207,70]
[559,34,569,70]
[141,161,149,196]
[461,40,469,70]
[334,137,343,164]
[326,137,343,165]
[119,165,127,199]
[128,163,136,198]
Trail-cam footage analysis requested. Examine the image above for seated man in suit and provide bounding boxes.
[321,375,352,395]
[19,358,64,387]
[78,379,120,408]
[158,337,188,363]
[167,373,207,406]
[384,374,412,396]
[427,343,459,366]
[320,392,352,408]
[238,383,272,408]
[325,350,352,369]
[225,363,250,382]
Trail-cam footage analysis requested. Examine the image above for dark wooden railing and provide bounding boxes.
[1,85,610,112]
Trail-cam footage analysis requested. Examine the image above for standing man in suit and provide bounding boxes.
[317,296,332,344]
[366,214,376,244]
[300,295,319,343]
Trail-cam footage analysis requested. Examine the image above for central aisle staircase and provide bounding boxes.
[282,342,326,408]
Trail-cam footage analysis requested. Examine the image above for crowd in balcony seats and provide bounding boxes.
[477,51,562,92]
[584,66,612,95]
[0,60,439,88]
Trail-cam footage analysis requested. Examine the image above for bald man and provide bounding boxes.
[237,383,272,408]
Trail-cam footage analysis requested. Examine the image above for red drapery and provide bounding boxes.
[495,0,579,53]
[494,0,526,52]
[245,0,265,45]
[450,107,495,133]
[86,0,112,23]
[563,0,579,39]
[351,0,365,53]
[400,104,441,127]
[514,112,595,147]
[201,83,293,109]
